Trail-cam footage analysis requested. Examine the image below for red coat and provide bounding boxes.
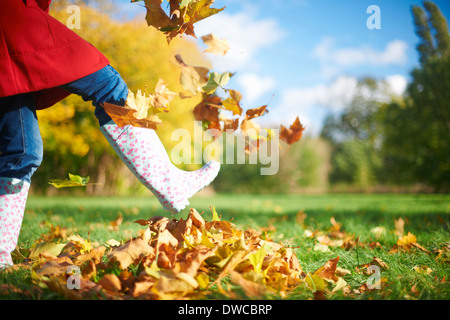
[0,0,110,109]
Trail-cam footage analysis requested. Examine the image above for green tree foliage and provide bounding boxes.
[381,1,450,192]
[321,78,389,189]
[211,137,331,194]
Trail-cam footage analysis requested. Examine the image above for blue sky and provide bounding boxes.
[114,0,450,135]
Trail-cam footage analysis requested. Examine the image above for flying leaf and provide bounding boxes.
[201,33,230,56]
[245,105,268,120]
[280,116,305,145]
[202,72,231,94]
[174,54,209,95]
[143,0,174,30]
[149,79,177,113]
[48,173,92,188]
[222,90,243,116]
[102,102,162,130]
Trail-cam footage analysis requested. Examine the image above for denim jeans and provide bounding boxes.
[0,65,128,183]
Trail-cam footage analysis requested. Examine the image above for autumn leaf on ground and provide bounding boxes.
[395,218,405,236]
[201,33,230,56]
[48,173,96,189]
[174,54,209,96]
[280,116,305,145]
[107,236,155,270]
[397,232,417,247]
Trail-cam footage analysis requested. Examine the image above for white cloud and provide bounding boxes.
[314,38,408,67]
[278,76,359,114]
[194,10,285,72]
[237,73,276,105]
[385,74,408,96]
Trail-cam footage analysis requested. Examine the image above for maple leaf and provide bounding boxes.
[102,87,167,129]
[222,89,243,116]
[98,274,122,293]
[193,94,222,133]
[175,0,225,40]
[397,232,417,247]
[48,173,94,189]
[245,105,268,120]
[143,0,174,30]
[394,218,405,236]
[201,33,230,56]
[203,72,231,94]
[222,118,240,132]
[280,116,305,145]
[174,54,209,95]
[149,79,177,113]
[107,238,154,269]
[314,257,340,283]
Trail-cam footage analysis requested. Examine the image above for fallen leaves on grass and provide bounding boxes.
[10,207,356,300]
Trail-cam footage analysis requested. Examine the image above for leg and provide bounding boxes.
[61,65,220,214]
[0,94,41,268]
[59,64,128,126]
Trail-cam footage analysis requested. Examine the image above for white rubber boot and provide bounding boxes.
[100,121,220,214]
[0,178,30,269]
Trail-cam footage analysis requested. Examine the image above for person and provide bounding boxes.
[0,0,220,268]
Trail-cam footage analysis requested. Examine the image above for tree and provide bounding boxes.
[412,1,450,64]
[321,77,390,188]
[381,1,450,191]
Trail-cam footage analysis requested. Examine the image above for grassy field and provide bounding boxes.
[2,193,449,300]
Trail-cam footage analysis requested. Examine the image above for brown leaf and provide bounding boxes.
[245,105,268,120]
[222,90,243,116]
[394,218,405,236]
[174,54,209,95]
[230,271,267,298]
[143,0,174,30]
[314,257,340,283]
[76,246,106,264]
[280,116,305,145]
[108,238,154,269]
[102,102,161,130]
[99,274,122,293]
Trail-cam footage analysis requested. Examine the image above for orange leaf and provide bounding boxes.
[280,116,305,145]
[102,102,161,130]
[245,105,268,120]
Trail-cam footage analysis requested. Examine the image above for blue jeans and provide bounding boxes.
[0,65,128,183]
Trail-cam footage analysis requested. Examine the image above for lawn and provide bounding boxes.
[1,193,449,300]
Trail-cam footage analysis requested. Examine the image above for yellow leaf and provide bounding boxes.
[201,33,230,56]
[248,246,267,273]
[174,54,209,95]
[149,79,177,113]
[29,242,66,261]
[397,232,417,247]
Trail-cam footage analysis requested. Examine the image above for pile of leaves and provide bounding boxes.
[7,208,356,300]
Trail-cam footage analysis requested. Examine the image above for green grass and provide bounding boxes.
[2,193,450,300]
